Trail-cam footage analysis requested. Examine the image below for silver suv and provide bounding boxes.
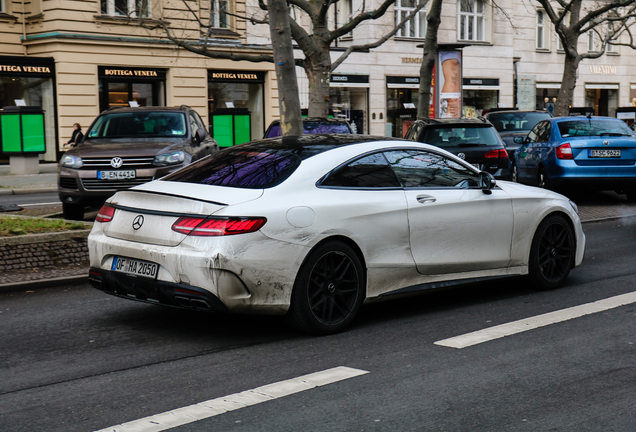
[58,106,218,220]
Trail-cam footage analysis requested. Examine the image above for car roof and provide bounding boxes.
[484,110,551,116]
[268,117,351,126]
[552,115,623,122]
[99,106,192,115]
[416,118,492,127]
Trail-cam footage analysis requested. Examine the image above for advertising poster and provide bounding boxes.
[437,50,462,118]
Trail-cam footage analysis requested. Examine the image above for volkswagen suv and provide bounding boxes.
[58,106,218,220]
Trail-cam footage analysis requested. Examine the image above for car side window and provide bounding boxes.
[384,149,479,188]
[320,152,401,188]
[537,122,551,142]
[188,112,201,136]
[193,111,206,131]
[527,122,541,143]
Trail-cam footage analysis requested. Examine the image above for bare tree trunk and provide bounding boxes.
[305,40,332,118]
[555,53,581,117]
[269,0,303,135]
[417,0,443,119]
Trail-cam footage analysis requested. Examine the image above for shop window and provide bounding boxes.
[211,0,230,28]
[394,0,427,38]
[458,0,486,42]
[536,87,558,113]
[101,0,150,17]
[630,86,636,107]
[536,10,547,50]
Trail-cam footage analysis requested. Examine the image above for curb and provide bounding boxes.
[0,274,88,294]
[0,187,58,196]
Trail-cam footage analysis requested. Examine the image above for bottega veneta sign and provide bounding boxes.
[0,65,51,73]
[104,69,158,77]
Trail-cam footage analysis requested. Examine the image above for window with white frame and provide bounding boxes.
[101,0,150,17]
[536,10,547,49]
[0,0,5,13]
[588,29,600,52]
[458,0,485,41]
[211,0,230,28]
[395,0,427,38]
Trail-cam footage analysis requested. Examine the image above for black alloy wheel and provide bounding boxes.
[528,215,575,289]
[287,241,364,335]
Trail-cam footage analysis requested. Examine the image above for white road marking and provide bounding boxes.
[94,366,369,432]
[19,202,61,207]
[435,291,636,349]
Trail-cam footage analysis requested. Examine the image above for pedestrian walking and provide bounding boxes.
[66,123,83,147]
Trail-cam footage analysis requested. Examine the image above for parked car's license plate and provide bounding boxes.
[111,256,158,278]
[590,149,621,158]
[98,170,136,180]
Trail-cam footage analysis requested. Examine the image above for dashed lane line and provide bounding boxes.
[435,291,636,349]
[94,366,369,432]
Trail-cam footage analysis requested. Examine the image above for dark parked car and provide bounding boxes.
[482,109,552,157]
[58,106,218,220]
[513,115,636,200]
[404,118,509,179]
[263,117,354,138]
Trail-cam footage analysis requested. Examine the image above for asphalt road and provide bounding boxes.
[1,217,636,431]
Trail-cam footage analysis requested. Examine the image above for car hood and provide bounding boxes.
[68,138,189,158]
[99,180,264,246]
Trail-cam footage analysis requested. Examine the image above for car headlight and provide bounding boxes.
[60,155,83,169]
[569,200,579,215]
[153,151,186,166]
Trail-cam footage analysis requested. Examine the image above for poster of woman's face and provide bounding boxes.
[438,51,462,119]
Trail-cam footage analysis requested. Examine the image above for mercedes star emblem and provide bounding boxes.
[457,153,466,159]
[110,157,123,168]
[603,140,610,146]
[132,215,144,230]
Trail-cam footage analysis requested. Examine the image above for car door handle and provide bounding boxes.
[416,194,437,204]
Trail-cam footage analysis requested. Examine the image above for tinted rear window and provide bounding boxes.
[487,112,551,132]
[162,147,302,189]
[265,121,351,138]
[86,112,187,139]
[557,119,635,138]
[420,126,501,147]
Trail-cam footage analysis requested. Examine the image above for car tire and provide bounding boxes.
[286,241,365,335]
[538,167,549,189]
[62,203,84,221]
[511,163,519,183]
[528,214,575,290]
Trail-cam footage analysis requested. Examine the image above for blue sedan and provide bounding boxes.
[512,116,636,200]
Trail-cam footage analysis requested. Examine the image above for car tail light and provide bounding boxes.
[171,217,267,236]
[556,143,573,159]
[96,205,115,223]
[485,149,509,158]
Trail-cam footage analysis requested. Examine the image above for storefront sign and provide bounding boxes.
[208,70,265,82]
[590,65,616,75]
[98,66,166,80]
[401,57,422,64]
[0,56,55,77]
[330,74,369,87]
[387,76,420,88]
[463,78,499,87]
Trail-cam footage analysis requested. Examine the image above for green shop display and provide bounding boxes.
[211,108,251,147]
[0,106,46,154]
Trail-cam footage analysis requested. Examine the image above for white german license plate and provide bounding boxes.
[112,256,158,279]
[590,149,621,158]
[98,170,136,180]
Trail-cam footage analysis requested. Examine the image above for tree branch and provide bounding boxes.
[327,0,398,41]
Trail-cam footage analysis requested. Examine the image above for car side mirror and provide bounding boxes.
[513,136,524,144]
[479,171,496,195]
[194,128,207,145]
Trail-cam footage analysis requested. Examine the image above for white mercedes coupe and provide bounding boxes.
[88,135,585,334]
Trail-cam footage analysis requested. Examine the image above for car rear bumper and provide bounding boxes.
[548,161,636,189]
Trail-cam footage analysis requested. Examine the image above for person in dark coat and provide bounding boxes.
[67,123,83,147]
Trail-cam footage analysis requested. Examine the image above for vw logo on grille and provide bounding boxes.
[457,153,466,160]
[110,157,123,168]
[603,140,610,146]
[132,215,144,230]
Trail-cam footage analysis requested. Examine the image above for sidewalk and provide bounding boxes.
[0,163,58,195]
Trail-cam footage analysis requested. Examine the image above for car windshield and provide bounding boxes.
[162,147,302,189]
[421,126,501,147]
[265,121,351,138]
[488,112,551,132]
[86,112,187,139]
[557,118,636,138]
